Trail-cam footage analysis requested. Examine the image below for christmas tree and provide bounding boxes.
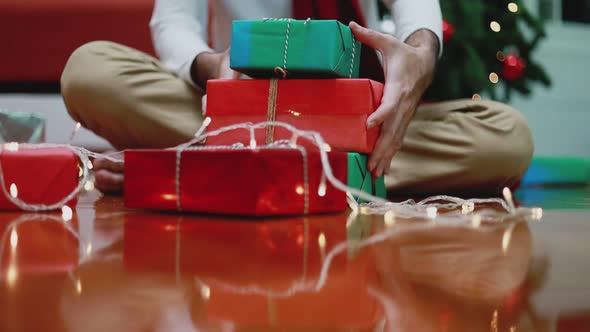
[380,1,552,102]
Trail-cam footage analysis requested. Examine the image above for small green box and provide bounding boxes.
[348,153,386,203]
[230,19,361,79]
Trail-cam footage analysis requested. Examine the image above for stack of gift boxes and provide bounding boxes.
[125,19,387,216]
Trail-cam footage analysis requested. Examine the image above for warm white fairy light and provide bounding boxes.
[87,161,93,170]
[384,211,395,227]
[531,207,543,221]
[9,183,17,198]
[68,123,82,144]
[508,3,519,13]
[360,206,370,215]
[295,185,304,195]
[502,187,516,213]
[201,285,211,300]
[426,206,438,219]
[84,180,95,191]
[318,173,327,197]
[85,243,93,256]
[472,94,482,101]
[490,21,501,32]
[249,137,257,149]
[489,72,499,83]
[322,143,331,152]
[62,205,73,221]
[462,201,475,215]
[4,142,19,152]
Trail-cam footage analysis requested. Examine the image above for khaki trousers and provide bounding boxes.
[61,41,534,196]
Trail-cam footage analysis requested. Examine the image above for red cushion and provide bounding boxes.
[0,0,155,82]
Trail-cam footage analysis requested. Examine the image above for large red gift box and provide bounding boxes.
[0,147,79,210]
[206,79,383,153]
[124,148,348,216]
[123,213,381,329]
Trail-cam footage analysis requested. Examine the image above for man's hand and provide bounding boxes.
[190,48,239,114]
[349,22,438,178]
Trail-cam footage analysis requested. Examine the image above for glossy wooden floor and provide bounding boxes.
[1,186,590,332]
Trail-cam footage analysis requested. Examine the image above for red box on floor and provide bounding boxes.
[123,213,381,329]
[0,147,79,210]
[206,79,383,153]
[124,148,348,216]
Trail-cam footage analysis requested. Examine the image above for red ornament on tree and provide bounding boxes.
[502,54,526,81]
[443,19,455,43]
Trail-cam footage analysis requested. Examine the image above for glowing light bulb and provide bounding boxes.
[472,214,482,228]
[62,205,73,222]
[295,185,304,195]
[360,206,370,215]
[87,161,93,170]
[201,285,211,300]
[9,183,17,198]
[10,229,18,249]
[472,94,482,101]
[318,173,327,197]
[502,187,516,212]
[462,202,475,215]
[322,143,332,152]
[203,117,212,127]
[496,51,506,61]
[86,243,93,256]
[489,72,499,84]
[318,232,326,248]
[384,211,395,227]
[426,206,438,219]
[249,138,257,149]
[84,180,95,191]
[4,142,19,152]
[531,207,543,221]
[490,21,501,32]
[508,3,518,13]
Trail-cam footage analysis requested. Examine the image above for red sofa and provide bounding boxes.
[0,0,155,82]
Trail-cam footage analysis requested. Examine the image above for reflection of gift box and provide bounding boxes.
[206,79,383,153]
[124,148,383,216]
[0,110,45,143]
[0,214,79,275]
[123,213,380,329]
[0,147,79,210]
[230,20,361,79]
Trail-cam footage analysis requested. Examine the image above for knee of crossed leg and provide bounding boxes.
[61,41,122,127]
[466,103,534,182]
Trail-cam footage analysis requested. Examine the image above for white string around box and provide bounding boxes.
[0,119,543,225]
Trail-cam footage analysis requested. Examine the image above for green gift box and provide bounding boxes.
[230,19,361,79]
[348,153,386,203]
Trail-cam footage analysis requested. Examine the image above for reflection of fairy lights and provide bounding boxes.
[384,211,395,227]
[295,185,304,195]
[76,279,82,295]
[6,265,17,287]
[162,194,176,201]
[471,214,482,228]
[86,243,92,256]
[490,309,499,332]
[9,183,18,198]
[62,206,73,221]
[201,285,211,300]
[502,226,513,254]
[10,229,18,250]
[426,206,438,219]
[318,232,326,249]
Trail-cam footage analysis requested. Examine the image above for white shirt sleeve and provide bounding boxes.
[382,0,443,57]
[150,0,212,86]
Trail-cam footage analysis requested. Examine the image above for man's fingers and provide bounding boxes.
[93,157,124,173]
[367,101,394,129]
[349,21,394,52]
[94,169,124,194]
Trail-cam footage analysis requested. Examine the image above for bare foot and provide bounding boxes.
[93,156,124,195]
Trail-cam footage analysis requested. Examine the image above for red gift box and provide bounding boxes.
[124,148,348,216]
[0,147,79,210]
[206,79,383,153]
[123,213,381,329]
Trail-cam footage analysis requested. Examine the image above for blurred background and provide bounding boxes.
[0,0,588,158]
